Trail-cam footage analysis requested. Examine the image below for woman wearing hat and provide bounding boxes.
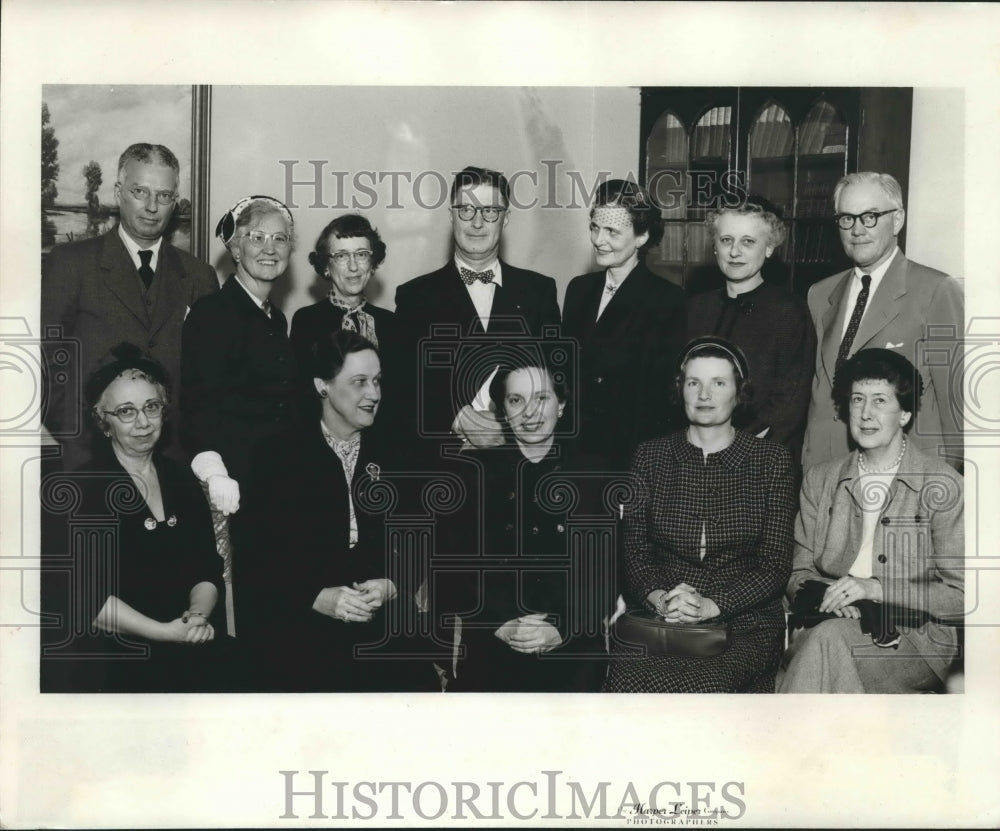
[180,196,299,634]
[604,336,795,693]
[41,343,223,692]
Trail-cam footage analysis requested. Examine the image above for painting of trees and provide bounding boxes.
[82,160,103,213]
[41,101,60,208]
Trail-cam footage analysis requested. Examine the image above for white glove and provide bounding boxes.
[207,474,240,516]
[191,451,240,515]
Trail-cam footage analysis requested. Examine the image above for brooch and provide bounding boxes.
[366,463,380,481]
[143,515,178,531]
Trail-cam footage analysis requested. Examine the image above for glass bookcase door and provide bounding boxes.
[748,101,795,265]
[646,111,688,286]
[794,98,851,291]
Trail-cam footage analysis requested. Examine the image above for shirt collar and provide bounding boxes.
[853,246,899,282]
[118,224,163,268]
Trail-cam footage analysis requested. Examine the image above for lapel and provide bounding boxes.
[440,261,486,336]
[593,264,649,337]
[852,252,907,351]
[99,230,149,328]
[488,260,530,332]
[819,269,853,385]
[147,243,184,338]
[572,272,606,338]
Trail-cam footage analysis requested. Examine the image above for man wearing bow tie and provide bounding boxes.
[801,171,964,470]
[42,143,218,469]
[394,166,560,450]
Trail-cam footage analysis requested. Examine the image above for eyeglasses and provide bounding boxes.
[834,209,897,230]
[241,230,292,248]
[123,184,177,206]
[451,205,506,223]
[102,400,166,422]
[328,250,373,267]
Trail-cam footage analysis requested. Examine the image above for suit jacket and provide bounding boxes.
[41,229,218,467]
[394,259,561,443]
[563,264,685,470]
[802,252,964,470]
[239,423,423,691]
[788,442,963,680]
[180,275,298,486]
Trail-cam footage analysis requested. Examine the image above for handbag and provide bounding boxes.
[614,609,731,657]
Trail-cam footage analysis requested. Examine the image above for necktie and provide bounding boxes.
[137,249,154,290]
[261,298,272,319]
[836,274,872,372]
[459,266,494,285]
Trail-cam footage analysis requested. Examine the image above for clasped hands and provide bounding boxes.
[452,405,504,449]
[164,613,215,644]
[313,579,397,623]
[647,583,720,624]
[494,613,563,654]
[817,576,883,619]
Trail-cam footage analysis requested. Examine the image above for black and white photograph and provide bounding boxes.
[1,1,999,828]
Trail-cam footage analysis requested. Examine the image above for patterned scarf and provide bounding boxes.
[329,293,379,347]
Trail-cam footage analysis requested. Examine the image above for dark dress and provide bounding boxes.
[239,422,438,692]
[180,275,298,487]
[686,281,816,461]
[604,430,794,693]
[40,450,226,692]
[432,443,610,692]
[562,263,686,472]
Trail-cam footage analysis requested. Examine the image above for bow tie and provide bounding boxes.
[604,281,619,295]
[459,266,495,285]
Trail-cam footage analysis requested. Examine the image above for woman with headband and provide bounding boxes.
[181,195,299,639]
[604,336,795,693]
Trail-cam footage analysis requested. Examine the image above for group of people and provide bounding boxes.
[39,142,965,695]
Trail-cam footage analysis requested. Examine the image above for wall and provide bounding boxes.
[907,88,964,281]
[209,86,641,318]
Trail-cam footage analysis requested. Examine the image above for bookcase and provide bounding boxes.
[640,88,913,295]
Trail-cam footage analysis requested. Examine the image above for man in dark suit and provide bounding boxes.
[42,143,218,469]
[563,179,686,471]
[394,166,561,450]
[802,171,964,470]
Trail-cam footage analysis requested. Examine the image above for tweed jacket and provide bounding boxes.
[787,441,963,676]
[802,251,964,470]
[624,430,795,629]
[42,228,218,465]
[563,263,686,470]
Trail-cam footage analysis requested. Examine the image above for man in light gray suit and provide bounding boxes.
[801,171,963,470]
